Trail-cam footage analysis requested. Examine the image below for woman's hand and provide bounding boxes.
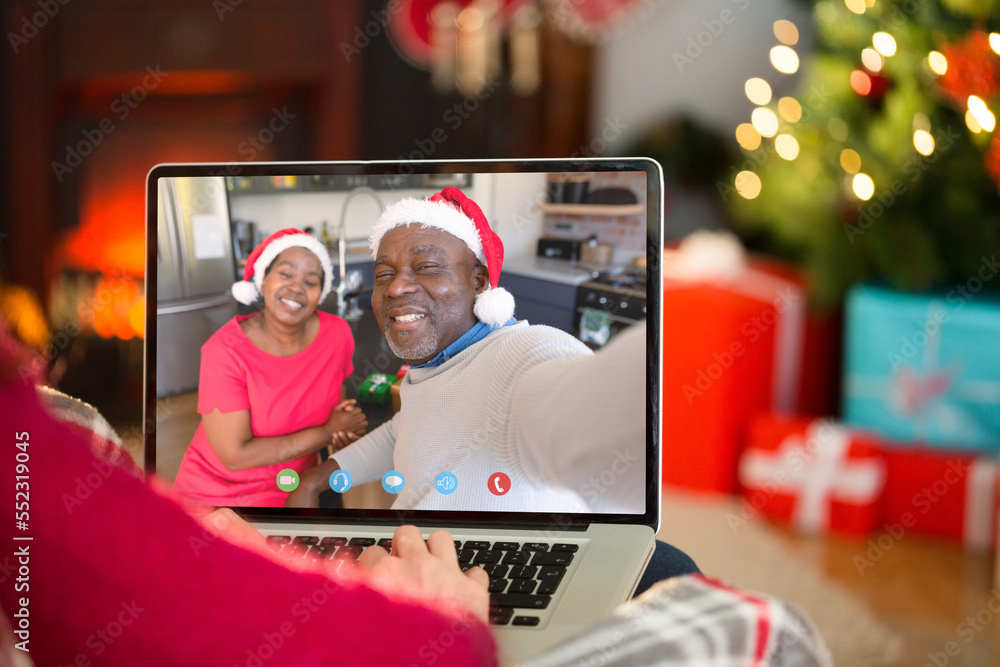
[326,399,368,451]
[358,526,490,624]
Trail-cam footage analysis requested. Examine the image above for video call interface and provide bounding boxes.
[151,165,653,516]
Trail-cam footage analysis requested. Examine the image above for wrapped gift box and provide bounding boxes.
[359,373,396,406]
[661,240,807,493]
[390,365,408,413]
[739,415,886,537]
[843,284,1000,455]
[882,445,997,551]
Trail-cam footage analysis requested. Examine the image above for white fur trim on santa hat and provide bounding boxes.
[231,280,261,305]
[474,286,515,327]
[369,197,485,262]
[232,233,333,305]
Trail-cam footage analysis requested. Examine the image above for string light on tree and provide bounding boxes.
[968,95,996,132]
[773,19,799,45]
[736,123,763,150]
[851,70,873,95]
[872,32,897,57]
[927,51,948,76]
[775,134,800,160]
[990,33,1000,55]
[745,78,773,105]
[770,46,800,74]
[852,173,875,200]
[751,107,780,137]
[735,171,762,199]
[778,97,803,122]
[840,149,862,173]
[913,129,935,156]
[861,48,883,72]
[844,0,866,15]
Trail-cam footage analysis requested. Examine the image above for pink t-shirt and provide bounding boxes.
[173,311,354,506]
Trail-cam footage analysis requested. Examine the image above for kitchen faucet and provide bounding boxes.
[337,186,384,318]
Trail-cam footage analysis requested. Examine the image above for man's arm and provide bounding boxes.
[512,323,647,513]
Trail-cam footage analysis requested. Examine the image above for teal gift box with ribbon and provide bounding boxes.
[843,283,1000,455]
[359,373,397,406]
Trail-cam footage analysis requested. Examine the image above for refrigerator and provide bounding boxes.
[156,176,239,397]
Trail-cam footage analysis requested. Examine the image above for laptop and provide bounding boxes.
[144,158,663,665]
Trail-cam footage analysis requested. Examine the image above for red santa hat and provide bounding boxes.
[231,228,333,305]
[369,187,515,327]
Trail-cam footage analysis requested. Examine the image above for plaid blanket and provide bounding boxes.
[521,574,833,667]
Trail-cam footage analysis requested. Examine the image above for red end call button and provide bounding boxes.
[488,472,511,496]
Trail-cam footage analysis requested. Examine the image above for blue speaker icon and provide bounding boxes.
[435,471,458,495]
[329,469,353,493]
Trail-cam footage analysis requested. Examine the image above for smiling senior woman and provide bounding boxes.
[173,228,367,507]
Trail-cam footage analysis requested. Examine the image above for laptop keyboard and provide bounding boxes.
[264,535,578,626]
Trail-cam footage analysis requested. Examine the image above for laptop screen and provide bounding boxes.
[145,158,662,529]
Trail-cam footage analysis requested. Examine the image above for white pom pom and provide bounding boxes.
[231,280,259,305]
[474,287,515,327]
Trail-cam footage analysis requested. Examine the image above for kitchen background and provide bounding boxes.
[3,0,1000,665]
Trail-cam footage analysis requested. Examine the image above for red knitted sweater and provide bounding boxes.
[0,356,496,666]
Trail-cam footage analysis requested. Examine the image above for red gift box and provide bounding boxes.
[738,416,886,537]
[882,446,997,551]
[661,244,806,493]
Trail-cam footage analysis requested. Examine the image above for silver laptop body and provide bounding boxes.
[145,158,663,665]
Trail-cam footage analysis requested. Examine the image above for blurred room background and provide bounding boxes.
[2,1,999,665]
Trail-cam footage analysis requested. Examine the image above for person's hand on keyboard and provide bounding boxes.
[359,525,490,624]
[198,507,268,551]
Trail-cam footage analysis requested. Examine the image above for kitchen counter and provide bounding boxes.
[501,255,613,286]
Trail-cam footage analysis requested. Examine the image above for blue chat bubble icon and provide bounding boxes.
[382,470,405,494]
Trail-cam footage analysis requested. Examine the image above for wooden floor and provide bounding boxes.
[774,526,1000,666]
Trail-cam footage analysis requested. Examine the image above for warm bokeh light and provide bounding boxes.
[736,123,763,150]
[853,173,875,200]
[829,118,849,141]
[751,107,780,137]
[873,32,897,57]
[735,171,762,199]
[770,46,800,74]
[968,95,996,132]
[775,134,800,160]
[850,70,872,95]
[778,97,802,122]
[861,48,883,72]
[0,286,50,352]
[773,20,799,45]
[845,0,866,14]
[927,51,948,75]
[89,275,143,340]
[129,300,146,339]
[913,129,935,156]
[745,77,773,105]
[966,109,984,133]
[990,32,1000,55]
[840,148,862,174]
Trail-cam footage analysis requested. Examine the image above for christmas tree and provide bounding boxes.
[724,0,1000,307]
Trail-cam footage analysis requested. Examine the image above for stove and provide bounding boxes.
[574,270,648,345]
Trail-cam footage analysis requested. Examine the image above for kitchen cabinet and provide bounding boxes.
[499,273,578,334]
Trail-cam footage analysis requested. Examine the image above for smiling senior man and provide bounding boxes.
[293,187,649,514]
